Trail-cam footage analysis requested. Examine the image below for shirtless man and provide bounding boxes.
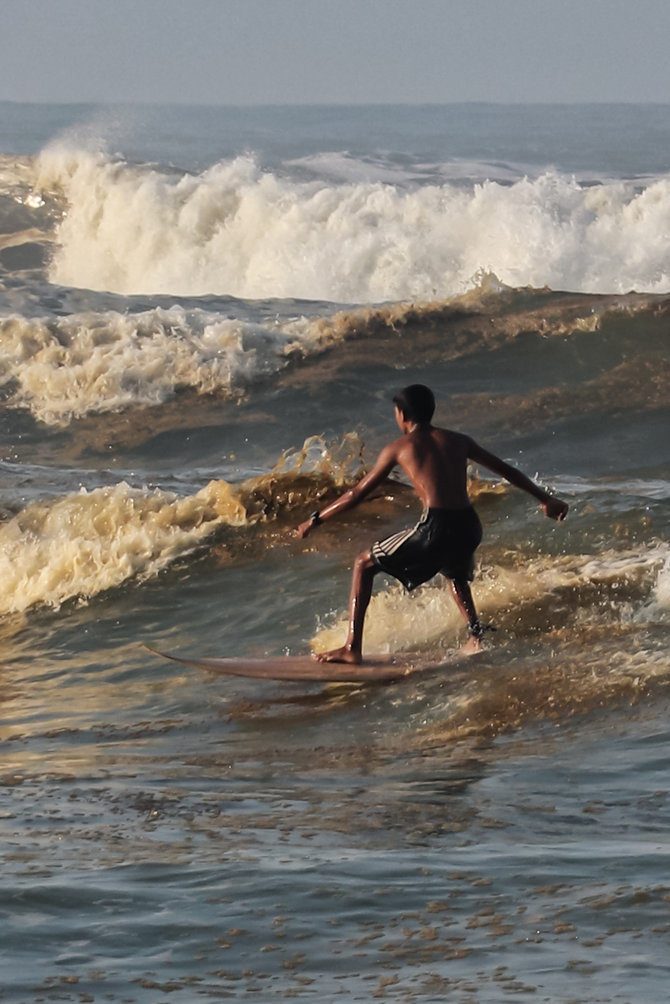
[297,384,568,663]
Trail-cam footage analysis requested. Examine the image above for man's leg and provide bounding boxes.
[315,550,379,664]
[448,577,485,654]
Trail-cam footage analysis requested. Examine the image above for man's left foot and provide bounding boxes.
[462,620,496,655]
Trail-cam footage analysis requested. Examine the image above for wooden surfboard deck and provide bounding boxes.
[145,646,450,683]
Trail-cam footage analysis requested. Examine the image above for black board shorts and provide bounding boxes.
[371,506,483,591]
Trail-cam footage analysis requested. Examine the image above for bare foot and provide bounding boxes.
[313,645,362,665]
[460,635,483,656]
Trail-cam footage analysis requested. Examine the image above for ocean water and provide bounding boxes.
[0,102,669,1003]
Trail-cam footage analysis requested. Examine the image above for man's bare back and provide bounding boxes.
[383,425,472,510]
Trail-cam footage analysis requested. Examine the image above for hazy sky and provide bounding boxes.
[2,0,670,105]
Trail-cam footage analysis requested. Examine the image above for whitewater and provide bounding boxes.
[14,145,670,299]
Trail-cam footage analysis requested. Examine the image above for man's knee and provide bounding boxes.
[354,550,376,575]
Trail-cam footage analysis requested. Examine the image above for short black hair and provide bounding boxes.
[392,384,435,424]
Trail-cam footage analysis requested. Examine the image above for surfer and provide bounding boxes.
[297,384,568,663]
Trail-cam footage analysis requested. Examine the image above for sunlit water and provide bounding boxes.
[1,103,669,1002]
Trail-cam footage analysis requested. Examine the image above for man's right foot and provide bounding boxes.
[313,646,362,665]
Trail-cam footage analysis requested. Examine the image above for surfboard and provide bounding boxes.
[145,645,449,683]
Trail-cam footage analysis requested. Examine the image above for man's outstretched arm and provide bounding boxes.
[297,443,398,539]
[467,441,569,521]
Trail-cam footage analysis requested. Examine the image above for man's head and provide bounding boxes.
[392,384,435,425]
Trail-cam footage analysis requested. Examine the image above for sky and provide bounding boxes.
[2,0,670,106]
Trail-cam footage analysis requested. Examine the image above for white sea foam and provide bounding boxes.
[33,147,670,301]
[649,554,670,616]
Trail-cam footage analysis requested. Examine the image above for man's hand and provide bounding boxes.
[542,496,569,521]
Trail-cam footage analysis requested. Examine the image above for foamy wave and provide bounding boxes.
[0,307,298,425]
[0,481,234,616]
[0,437,364,616]
[1,283,663,427]
[0,291,506,427]
[33,147,670,300]
[312,546,669,655]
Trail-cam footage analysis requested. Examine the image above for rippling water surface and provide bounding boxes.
[1,102,669,1002]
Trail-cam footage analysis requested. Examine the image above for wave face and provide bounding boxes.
[26,147,670,300]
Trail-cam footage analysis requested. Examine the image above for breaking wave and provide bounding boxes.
[22,146,670,300]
